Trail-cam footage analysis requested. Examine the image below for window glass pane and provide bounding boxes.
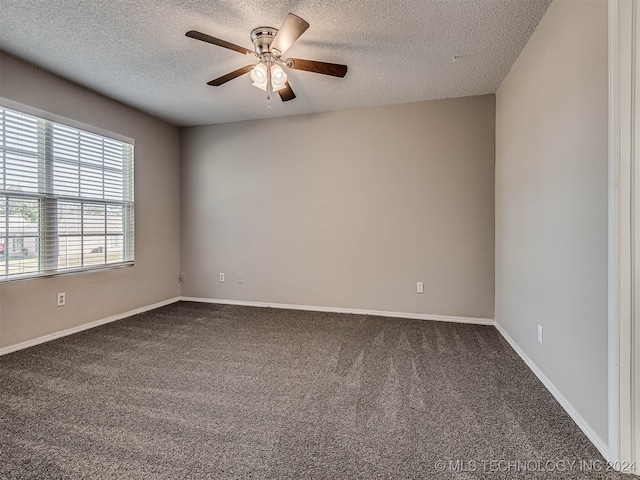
[106,205,123,234]
[3,110,39,153]
[0,196,6,238]
[8,197,39,236]
[79,132,106,167]
[0,196,5,276]
[53,161,80,197]
[104,170,124,200]
[83,203,106,235]
[5,151,39,193]
[52,125,79,162]
[58,201,82,235]
[107,235,124,263]
[81,166,105,199]
[104,142,124,170]
[1,196,40,276]
[7,238,39,275]
[57,235,82,270]
[84,237,106,267]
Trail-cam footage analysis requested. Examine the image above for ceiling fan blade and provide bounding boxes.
[278,82,296,102]
[270,14,310,56]
[287,58,348,77]
[207,65,254,86]
[186,30,254,55]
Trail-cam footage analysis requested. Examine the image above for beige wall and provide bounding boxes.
[0,53,181,349]
[181,95,495,319]
[495,0,608,444]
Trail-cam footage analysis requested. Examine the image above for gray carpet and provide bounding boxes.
[0,301,632,479]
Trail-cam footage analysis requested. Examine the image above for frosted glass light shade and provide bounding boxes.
[271,64,288,91]
[250,62,268,91]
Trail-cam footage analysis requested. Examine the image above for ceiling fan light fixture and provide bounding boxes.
[186,13,347,103]
[250,62,268,90]
[270,64,288,91]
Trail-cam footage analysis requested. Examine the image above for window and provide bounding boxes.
[0,105,134,282]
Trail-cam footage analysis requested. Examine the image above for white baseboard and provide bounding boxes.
[0,296,492,356]
[179,296,496,326]
[0,296,181,357]
[494,322,610,461]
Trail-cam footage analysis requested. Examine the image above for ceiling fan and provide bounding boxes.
[186,13,348,102]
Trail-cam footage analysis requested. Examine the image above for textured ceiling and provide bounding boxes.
[0,0,551,127]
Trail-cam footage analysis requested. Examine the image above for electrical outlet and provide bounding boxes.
[416,282,424,294]
[219,273,225,282]
[237,274,243,284]
[57,292,65,307]
[179,272,185,282]
[537,325,543,344]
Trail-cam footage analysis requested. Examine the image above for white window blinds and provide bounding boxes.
[0,106,134,282]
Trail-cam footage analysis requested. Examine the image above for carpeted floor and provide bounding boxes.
[0,301,633,479]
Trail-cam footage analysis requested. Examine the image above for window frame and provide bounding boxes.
[0,98,135,283]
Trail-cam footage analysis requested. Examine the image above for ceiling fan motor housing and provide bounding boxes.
[250,27,279,55]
